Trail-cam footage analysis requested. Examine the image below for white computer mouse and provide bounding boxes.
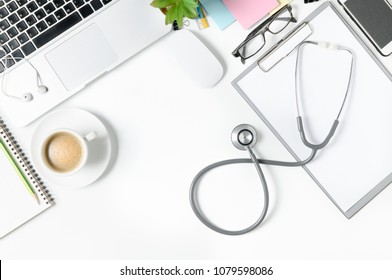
[167,30,224,88]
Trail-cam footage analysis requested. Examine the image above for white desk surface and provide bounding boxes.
[1,0,392,259]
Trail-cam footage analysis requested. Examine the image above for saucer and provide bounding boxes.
[31,108,112,188]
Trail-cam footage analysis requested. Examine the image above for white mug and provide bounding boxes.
[41,128,97,176]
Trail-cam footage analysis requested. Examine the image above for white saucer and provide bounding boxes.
[31,108,112,188]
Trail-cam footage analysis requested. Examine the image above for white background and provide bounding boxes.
[1,0,392,259]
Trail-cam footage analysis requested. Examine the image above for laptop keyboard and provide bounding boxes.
[0,0,113,73]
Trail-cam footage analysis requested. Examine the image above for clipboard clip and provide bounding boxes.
[258,22,313,72]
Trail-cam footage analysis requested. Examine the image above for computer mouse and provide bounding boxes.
[167,30,224,88]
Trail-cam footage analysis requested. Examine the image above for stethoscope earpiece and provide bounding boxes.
[231,124,257,151]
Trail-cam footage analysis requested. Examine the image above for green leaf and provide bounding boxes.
[165,6,176,25]
[174,4,184,28]
[150,0,175,8]
[182,2,198,19]
[181,0,198,19]
[182,0,198,8]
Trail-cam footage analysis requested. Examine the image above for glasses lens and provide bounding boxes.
[238,34,265,59]
[268,9,292,34]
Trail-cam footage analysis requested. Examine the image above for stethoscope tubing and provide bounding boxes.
[189,148,318,235]
[190,147,269,235]
[295,40,354,150]
[190,40,355,236]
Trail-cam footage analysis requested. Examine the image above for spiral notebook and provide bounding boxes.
[0,119,53,239]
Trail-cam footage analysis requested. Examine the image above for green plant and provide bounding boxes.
[150,0,199,29]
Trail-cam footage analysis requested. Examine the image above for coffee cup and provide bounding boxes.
[40,128,97,176]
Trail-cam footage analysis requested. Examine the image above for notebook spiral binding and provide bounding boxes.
[0,119,54,205]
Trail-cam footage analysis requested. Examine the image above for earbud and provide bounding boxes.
[231,124,258,151]
[1,55,48,102]
[21,93,33,102]
[37,85,48,94]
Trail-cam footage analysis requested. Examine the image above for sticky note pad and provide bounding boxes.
[199,0,236,30]
[270,0,292,15]
[223,0,280,29]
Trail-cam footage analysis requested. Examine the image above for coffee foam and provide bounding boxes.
[43,132,83,173]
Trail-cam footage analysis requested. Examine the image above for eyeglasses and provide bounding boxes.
[232,5,297,64]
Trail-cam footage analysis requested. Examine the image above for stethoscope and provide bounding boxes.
[190,40,355,235]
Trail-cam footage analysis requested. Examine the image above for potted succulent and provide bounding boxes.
[150,0,199,28]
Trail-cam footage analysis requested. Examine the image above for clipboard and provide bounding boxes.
[232,2,392,218]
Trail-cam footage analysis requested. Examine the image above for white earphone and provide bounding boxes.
[1,48,49,102]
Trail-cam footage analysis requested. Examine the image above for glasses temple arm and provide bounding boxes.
[274,17,297,23]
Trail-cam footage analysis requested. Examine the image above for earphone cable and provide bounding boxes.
[1,55,46,100]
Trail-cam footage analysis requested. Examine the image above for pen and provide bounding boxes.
[0,140,40,205]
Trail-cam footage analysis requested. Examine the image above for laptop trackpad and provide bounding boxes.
[46,24,118,91]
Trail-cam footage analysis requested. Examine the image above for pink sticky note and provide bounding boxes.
[223,0,280,29]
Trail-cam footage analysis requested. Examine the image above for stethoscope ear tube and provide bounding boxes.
[295,40,354,151]
[297,117,339,150]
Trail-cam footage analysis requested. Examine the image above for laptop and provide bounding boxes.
[0,0,171,127]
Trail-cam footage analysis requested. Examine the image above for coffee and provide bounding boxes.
[43,132,83,173]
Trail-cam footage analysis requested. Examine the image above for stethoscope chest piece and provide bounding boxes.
[231,124,257,151]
